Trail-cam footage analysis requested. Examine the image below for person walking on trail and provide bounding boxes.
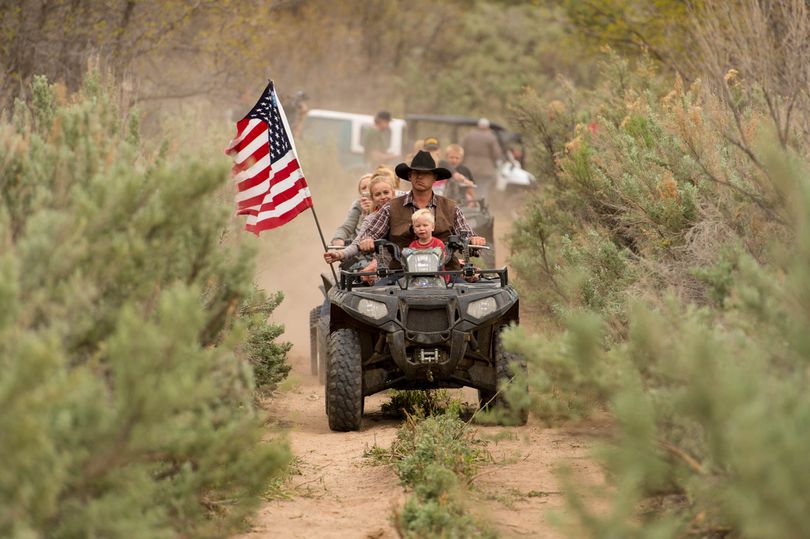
[363,111,398,168]
[461,118,502,199]
[323,150,485,269]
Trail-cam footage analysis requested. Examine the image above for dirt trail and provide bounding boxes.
[238,364,403,539]
[238,194,605,537]
[240,358,605,539]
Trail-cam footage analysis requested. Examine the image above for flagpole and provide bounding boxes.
[270,81,340,287]
[310,206,339,285]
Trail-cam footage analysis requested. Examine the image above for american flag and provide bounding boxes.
[225,81,312,234]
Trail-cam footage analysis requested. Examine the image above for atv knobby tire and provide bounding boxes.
[478,326,528,425]
[326,328,363,431]
[309,306,320,377]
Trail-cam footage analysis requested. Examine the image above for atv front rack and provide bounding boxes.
[339,268,509,291]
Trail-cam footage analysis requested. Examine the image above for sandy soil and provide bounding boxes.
[239,361,606,539]
[237,189,605,538]
[237,368,403,539]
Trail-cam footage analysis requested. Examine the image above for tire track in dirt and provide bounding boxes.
[469,416,608,538]
[237,362,403,539]
[239,369,606,539]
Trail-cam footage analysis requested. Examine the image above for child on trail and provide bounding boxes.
[441,143,476,206]
[411,208,482,283]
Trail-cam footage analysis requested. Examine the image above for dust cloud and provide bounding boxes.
[253,167,357,365]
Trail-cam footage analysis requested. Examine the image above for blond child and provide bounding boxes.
[408,209,449,282]
[443,144,476,205]
[408,209,446,252]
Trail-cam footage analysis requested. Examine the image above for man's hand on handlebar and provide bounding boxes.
[360,259,378,284]
[469,236,486,246]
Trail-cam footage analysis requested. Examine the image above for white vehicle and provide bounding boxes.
[496,154,536,192]
[300,110,536,192]
[300,109,406,172]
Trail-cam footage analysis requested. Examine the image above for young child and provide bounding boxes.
[408,209,450,282]
[409,208,446,253]
[442,143,476,205]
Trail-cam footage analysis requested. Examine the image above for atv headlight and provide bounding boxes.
[467,297,497,319]
[358,298,388,320]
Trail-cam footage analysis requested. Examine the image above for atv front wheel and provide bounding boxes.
[326,328,364,431]
[478,326,528,425]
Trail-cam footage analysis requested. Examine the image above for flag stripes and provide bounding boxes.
[225,82,312,234]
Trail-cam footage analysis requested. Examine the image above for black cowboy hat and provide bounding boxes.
[395,150,452,181]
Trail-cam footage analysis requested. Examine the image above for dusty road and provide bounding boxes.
[238,357,605,539]
[238,366,403,539]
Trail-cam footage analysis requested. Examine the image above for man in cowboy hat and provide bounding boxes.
[324,150,485,267]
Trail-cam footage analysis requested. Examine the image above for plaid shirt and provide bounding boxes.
[342,192,474,260]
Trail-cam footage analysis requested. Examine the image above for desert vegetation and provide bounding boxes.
[0,74,290,537]
[504,0,810,536]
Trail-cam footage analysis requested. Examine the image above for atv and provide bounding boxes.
[324,236,527,431]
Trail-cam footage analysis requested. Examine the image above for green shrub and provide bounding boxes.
[506,17,810,536]
[397,463,496,539]
[390,412,487,487]
[509,50,784,332]
[0,75,290,537]
[369,410,493,538]
[380,389,456,418]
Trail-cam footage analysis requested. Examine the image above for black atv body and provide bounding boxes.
[324,237,525,431]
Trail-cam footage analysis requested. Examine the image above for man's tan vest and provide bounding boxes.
[388,195,459,269]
